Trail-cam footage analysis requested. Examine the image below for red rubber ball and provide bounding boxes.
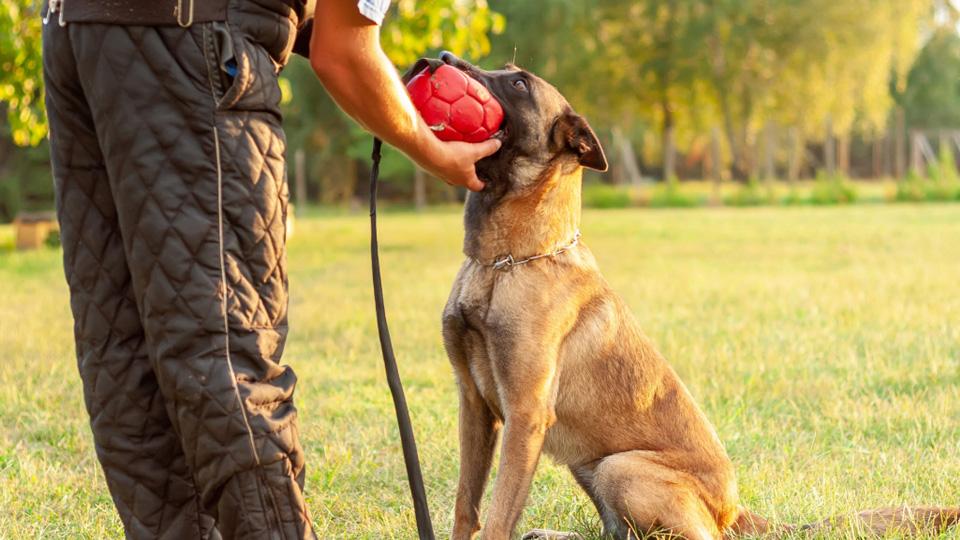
[406,64,504,143]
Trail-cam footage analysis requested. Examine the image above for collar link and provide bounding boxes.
[479,230,581,272]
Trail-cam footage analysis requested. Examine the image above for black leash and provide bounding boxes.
[368,137,436,540]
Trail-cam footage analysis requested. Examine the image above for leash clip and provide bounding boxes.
[175,0,194,27]
[492,254,514,271]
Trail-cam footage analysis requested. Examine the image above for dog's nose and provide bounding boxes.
[440,50,458,65]
[440,51,479,75]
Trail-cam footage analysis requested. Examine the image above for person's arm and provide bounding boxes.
[309,0,500,192]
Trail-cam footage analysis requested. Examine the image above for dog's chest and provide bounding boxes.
[445,270,509,417]
[456,285,490,331]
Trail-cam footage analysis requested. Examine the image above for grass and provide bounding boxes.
[581,179,912,209]
[1,205,959,539]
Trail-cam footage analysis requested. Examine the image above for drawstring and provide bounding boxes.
[369,138,436,540]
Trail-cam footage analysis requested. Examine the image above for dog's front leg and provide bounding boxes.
[481,348,559,539]
[451,364,501,539]
[482,405,554,539]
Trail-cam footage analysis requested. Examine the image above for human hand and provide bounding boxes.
[414,134,502,192]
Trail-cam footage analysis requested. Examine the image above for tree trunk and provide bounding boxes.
[910,130,933,176]
[716,92,752,181]
[824,116,836,176]
[722,130,748,181]
[895,107,906,180]
[612,126,642,186]
[872,137,883,179]
[710,126,722,204]
[663,126,676,182]
[788,127,802,184]
[319,156,355,205]
[661,101,676,182]
[762,122,776,182]
[738,92,756,180]
[294,149,306,207]
[837,133,850,176]
[317,160,330,205]
[413,166,427,210]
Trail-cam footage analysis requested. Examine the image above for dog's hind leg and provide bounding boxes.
[570,462,624,538]
[592,451,729,540]
[516,464,608,540]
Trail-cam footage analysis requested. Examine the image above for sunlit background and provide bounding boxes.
[3,1,960,213]
[1,1,959,538]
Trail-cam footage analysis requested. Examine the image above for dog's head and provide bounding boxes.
[408,53,607,194]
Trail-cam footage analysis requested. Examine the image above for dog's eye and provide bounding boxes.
[512,79,528,92]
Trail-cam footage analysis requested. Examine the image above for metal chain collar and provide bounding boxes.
[476,230,582,272]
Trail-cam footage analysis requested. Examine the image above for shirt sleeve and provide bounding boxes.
[357,0,391,25]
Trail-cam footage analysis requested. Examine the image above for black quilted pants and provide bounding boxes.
[43,7,315,540]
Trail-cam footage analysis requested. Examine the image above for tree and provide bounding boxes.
[899,27,960,129]
[600,1,713,181]
[698,0,931,179]
[487,0,718,182]
[0,0,44,147]
[0,1,47,221]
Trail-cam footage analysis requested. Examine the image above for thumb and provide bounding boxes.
[471,138,502,160]
[463,171,486,192]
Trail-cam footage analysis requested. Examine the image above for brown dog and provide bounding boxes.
[432,52,959,540]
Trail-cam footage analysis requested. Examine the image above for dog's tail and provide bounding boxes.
[727,505,960,538]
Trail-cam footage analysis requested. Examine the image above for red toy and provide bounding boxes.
[406,64,504,143]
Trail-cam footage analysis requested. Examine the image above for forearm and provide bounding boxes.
[309,13,439,165]
[308,0,499,191]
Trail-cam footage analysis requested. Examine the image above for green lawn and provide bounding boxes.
[1,204,959,539]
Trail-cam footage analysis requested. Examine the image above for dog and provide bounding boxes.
[422,52,960,540]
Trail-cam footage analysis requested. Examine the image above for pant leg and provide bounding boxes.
[43,18,219,540]
[62,18,313,540]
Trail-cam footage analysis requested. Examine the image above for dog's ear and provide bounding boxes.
[551,111,608,172]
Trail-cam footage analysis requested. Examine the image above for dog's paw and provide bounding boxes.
[521,529,583,540]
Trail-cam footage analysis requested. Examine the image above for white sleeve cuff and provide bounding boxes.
[357,0,390,25]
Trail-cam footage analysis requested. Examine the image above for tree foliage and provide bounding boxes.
[481,0,936,181]
[381,0,504,66]
[0,0,44,146]
[899,27,960,129]
[2,0,959,214]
